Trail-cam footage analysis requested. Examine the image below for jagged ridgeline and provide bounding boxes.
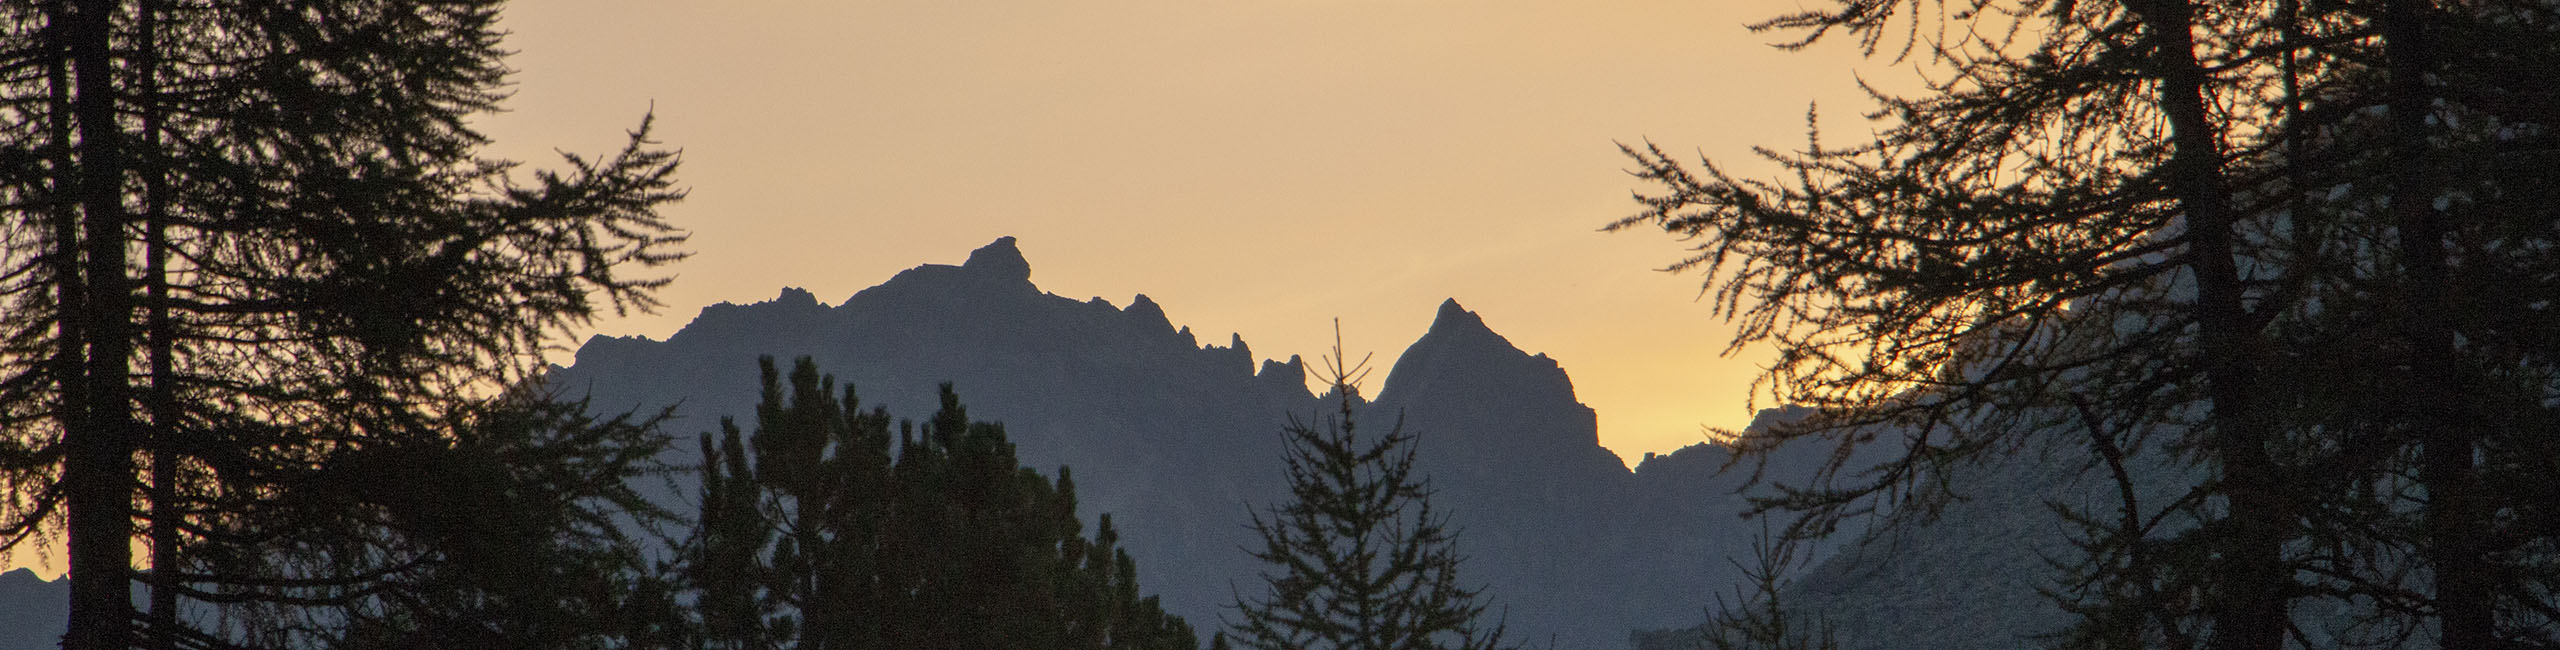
[545,237,1822,650]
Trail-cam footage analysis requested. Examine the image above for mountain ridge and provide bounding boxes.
[0,238,1800,650]
[548,237,1784,649]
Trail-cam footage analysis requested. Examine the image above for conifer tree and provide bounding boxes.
[1226,330,1510,650]
[307,397,683,649]
[689,356,1197,650]
[0,1,688,647]
[1696,526,1835,650]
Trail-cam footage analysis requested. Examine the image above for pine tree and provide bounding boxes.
[308,396,683,649]
[695,420,777,650]
[689,356,1198,650]
[1227,330,1510,650]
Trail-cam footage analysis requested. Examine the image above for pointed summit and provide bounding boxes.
[1124,293,1173,333]
[963,236,1033,285]
[1377,298,1603,466]
[1400,298,1518,368]
[1384,297,1562,405]
[1429,298,1491,336]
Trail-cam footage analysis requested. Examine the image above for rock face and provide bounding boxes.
[552,237,1812,649]
[1369,298,1706,641]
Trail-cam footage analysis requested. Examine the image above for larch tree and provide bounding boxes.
[0,1,688,648]
[2277,2,2560,644]
[1612,0,2559,647]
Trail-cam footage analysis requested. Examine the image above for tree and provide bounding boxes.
[1225,331,1510,650]
[2324,3,2560,644]
[0,1,688,647]
[1695,523,1836,650]
[688,355,1198,650]
[303,396,686,650]
[1611,0,2560,647]
[1613,1,2303,642]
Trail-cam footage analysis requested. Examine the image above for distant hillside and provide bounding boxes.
[1627,424,2399,650]
[1626,433,2139,650]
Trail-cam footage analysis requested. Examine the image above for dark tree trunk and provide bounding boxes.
[138,0,180,646]
[2134,1,2292,648]
[63,0,136,648]
[2380,1,2492,646]
[42,7,90,621]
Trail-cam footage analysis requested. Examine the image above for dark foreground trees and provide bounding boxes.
[1615,0,2559,647]
[303,397,684,649]
[1225,337,1510,650]
[0,1,688,647]
[689,356,1197,650]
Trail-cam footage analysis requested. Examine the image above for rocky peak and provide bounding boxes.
[1379,299,1574,405]
[669,285,838,345]
[852,236,1039,306]
[1256,354,1311,399]
[1374,299,1601,465]
[963,236,1033,285]
[1124,294,1173,333]
[775,285,823,308]
[1428,297,1491,337]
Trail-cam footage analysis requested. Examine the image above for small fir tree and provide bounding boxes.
[1226,327,1511,650]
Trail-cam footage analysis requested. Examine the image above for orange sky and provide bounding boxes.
[474,0,1903,466]
[8,0,1911,579]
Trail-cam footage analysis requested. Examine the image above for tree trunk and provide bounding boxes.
[42,11,90,635]
[63,0,136,648]
[2379,1,2493,645]
[2133,1,2292,648]
[138,0,181,646]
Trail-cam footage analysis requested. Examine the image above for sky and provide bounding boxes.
[1,0,1917,580]
[474,0,1908,468]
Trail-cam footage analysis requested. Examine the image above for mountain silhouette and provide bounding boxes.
[552,237,1818,649]
[1627,415,2380,650]
[0,568,65,650]
[0,237,1822,649]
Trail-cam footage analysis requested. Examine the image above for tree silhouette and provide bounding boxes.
[1226,328,1510,650]
[301,396,683,649]
[688,356,1197,650]
[1699,525,1834,650]
[0,1,687,647]
[1613,0,2560,647]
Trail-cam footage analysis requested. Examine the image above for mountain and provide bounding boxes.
[0,568,65,650]
[1628,422,2388,650]
[0,237,1815,648]
[556,237,1319,629]
[550,237,1803,649]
